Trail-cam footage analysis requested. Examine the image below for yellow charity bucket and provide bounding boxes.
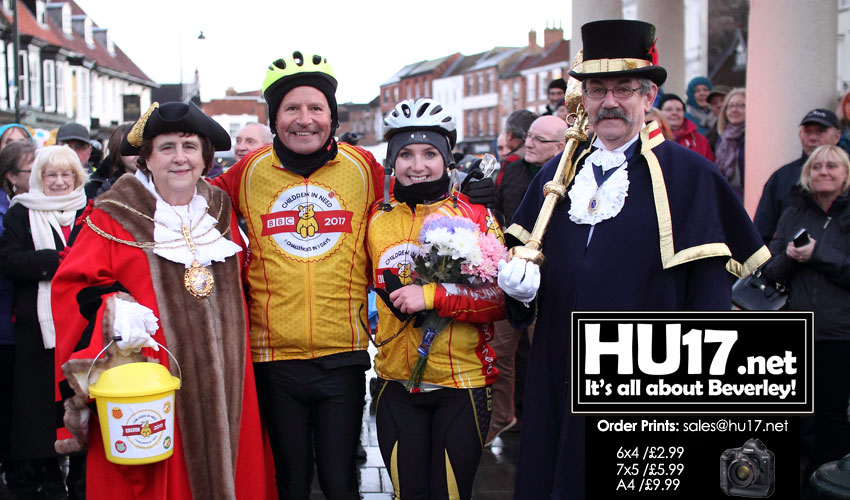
[87,339,181,465]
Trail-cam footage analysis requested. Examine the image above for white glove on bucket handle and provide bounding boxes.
[112,298,160,354]
[497,258,540,307]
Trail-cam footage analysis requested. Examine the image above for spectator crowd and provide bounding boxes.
[0,17,849,500]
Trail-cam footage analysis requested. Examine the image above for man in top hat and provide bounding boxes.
[753,108,843,244]
[496,20,768,499]
[542,78,567,116]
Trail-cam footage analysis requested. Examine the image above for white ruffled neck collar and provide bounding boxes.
[134,170,241,267]
[567,133,641,226]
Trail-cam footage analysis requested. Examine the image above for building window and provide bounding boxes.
[17,50,28,105]
[383,88,389,104]
[28,52,40,108]
[56,61,65,113]
[62,7,71,35]
[84,18,94,46]
[43,59,55,111]
[414,81,420,99]
[35,1,46,25]
[488,109,495,136]
[477,110,485,137]
[477,74,483,95]
[0,44,5,109]
[538,71,548,100]
[526,74,536,102]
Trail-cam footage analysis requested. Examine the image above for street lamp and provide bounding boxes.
[178,30,205,102]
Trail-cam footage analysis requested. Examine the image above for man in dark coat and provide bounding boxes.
[753,108,842,244]
[487,115,567,446]
[496,20,769,499]
[542,78,567,116]
[495,116,567,227]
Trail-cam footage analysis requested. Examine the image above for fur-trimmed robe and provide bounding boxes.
[52,175,270,500]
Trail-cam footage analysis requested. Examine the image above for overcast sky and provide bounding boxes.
[79,0,571,104]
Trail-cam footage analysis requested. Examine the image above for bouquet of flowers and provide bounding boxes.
[405,213,506,392]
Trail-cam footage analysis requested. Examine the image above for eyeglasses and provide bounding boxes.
[526,135,562,145]
[43,171,75,181]
[727,103,746,110]
[14,169,31,174]
[583,86,642,99]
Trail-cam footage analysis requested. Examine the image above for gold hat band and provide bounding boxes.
[576,58,653,74]
[127,102,160,147]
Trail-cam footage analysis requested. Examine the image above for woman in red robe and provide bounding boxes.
[52,102,271,499]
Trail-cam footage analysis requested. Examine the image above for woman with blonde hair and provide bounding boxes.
[0,145,88,498]
[715,88,747,199]
[763,145,850,497]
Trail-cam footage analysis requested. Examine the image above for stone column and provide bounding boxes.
[744,0,837,215]
[571,0,622,55]
[636,0,686,95]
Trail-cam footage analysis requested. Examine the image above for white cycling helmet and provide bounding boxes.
[382,98,457,147]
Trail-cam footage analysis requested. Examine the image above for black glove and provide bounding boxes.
[375,269,428,326]
[375,270,409,321]
[460,169,495,208]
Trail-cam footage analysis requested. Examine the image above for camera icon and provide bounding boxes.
[720,438,775,497]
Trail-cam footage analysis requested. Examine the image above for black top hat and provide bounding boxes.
[121,101,232,155]
[569,20,667,86]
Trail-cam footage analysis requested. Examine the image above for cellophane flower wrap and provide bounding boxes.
[405,213,506,392]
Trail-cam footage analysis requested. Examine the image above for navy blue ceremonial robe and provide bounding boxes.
[505,121,768,500]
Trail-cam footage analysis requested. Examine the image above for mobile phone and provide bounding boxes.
[793,228,810,247]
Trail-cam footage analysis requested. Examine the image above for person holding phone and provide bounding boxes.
[763,144,850,496]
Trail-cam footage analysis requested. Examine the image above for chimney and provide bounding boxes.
[226,87,237,96]
[528,29,538,50]
[544,23,564,50]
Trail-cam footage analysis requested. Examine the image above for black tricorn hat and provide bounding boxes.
[121,101,232,155]
[569,20,667,86]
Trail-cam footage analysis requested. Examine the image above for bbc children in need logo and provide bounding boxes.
[261,185,354,260]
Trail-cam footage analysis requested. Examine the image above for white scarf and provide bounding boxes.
[134,170,241,267]
[11,187,87,349]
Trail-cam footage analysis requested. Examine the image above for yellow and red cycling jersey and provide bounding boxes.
[214,143,384,362]
[367,192,505,388]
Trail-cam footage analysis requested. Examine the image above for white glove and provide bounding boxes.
[113,298,160,354]
[498,258,540,306]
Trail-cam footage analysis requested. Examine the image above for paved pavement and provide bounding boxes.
[311,363,520,499]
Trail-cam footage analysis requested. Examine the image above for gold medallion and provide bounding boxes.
[588,194,600,215]
[184,260,214,299]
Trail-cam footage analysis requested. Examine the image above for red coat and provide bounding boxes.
[52,177,272,500]
[673,118,715,162]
